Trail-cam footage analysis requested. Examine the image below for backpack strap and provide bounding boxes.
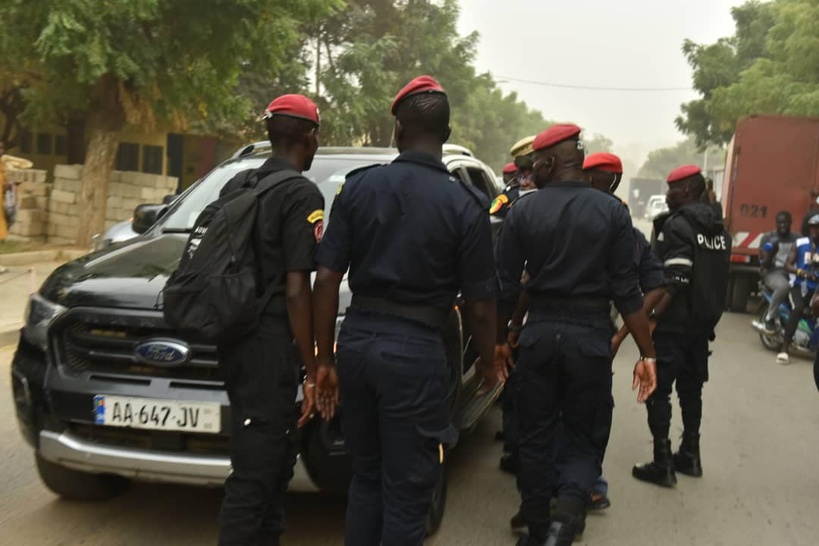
[251,168,304,196]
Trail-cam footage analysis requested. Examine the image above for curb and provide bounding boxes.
[0,248,88,267]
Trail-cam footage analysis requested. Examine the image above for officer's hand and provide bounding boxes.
[632,358,657,403]
[315,362,339,421]
[298,382,317,429]
[507,330,521,349]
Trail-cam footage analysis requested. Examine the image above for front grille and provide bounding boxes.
[52,309,220,381]
[69,423,229,455]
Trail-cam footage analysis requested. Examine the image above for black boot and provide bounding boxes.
[673,432,703,477]
[540,498,585,546]
[632,438,677,487]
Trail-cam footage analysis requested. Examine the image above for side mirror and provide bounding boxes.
[162,194,177,205]
[132,203,168,234]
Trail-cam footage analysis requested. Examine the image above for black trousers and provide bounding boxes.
[515,311,614,531]
[218,318,299,546]
[646,331,709,440]
[784,285,814,344]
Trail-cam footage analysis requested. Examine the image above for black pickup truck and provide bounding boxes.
[10,143,504,533]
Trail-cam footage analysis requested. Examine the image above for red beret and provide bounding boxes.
[391,75,446,115]
[667,164,701,183]
[583,152,623,174]
[263,94,320,125]
[532,124,582,152]
[502,162,517,174]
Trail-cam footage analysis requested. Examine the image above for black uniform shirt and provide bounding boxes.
[222,156,325,316]
[315,150,496,310]
[496,181,643,315]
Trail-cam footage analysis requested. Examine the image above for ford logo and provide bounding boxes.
[134,339,190,367]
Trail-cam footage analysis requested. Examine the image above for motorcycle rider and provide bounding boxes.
[779,215,819,364]
[755,211,799,334]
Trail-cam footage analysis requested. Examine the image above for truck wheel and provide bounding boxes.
[730,275,752,313]
[425,461,449,536]
[36,454,130,501]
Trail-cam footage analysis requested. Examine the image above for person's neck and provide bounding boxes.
[399,141,443,161]
[549,167,586,183]
[271,150,304,172]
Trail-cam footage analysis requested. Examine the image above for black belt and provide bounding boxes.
[528,295,611,313]
[350,295,450,329]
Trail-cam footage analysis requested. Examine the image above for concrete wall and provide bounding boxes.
[7,169,49,242]
[47,165,177,245]
[8,164,177,245]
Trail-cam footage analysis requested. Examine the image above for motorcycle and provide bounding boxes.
[753,282,819,355]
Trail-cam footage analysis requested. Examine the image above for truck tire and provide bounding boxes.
[425,460,449,536]
[35,454,130,501]
[729,275,752,313]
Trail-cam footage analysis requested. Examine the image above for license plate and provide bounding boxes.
[93,395,221,434]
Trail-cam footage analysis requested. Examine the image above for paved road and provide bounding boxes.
[2,311,818,545]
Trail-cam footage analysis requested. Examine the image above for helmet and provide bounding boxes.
[809,215,819,227]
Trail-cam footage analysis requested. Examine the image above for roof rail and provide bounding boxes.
[443,144,473,157]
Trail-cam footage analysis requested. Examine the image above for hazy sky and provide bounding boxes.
[457,0,745,165]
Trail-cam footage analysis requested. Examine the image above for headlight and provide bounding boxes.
[22,293,67,350]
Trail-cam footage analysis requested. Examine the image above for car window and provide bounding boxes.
[158,154,394,232]
[463,165,495,201]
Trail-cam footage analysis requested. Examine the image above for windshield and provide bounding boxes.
[159,154,394,232]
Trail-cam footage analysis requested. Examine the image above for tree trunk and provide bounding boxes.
[75,77,125,246]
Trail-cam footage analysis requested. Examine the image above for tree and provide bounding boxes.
[0,0,341,245]
[676,1,775,147]
[638,138,723,180]
[313,1,611,173]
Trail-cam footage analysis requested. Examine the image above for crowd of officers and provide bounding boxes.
[215,75,731,546]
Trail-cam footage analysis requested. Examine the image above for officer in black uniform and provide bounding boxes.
[495,124,657,546]
[632,165,730,488]
[490,135,536,219]
[217,95,325,545]
[312,75,500,546]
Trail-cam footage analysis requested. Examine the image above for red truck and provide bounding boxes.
[721,114,819,312]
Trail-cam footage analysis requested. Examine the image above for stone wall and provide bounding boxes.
[10,165,177,245]
[7,169,49,243]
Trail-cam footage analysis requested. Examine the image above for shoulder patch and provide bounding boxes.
[307,209,324,224]
[489,194,509,214]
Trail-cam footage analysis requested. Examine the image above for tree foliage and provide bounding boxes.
[638,137,723,180]
[0,0,341,244]
[676,0,819,148]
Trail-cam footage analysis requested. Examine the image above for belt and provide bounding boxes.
[349,295,450,329]
[528,295,611,314]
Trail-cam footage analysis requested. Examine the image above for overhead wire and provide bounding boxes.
[495,76,692,92]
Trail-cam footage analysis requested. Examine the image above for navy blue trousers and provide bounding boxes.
[337,310,457,546]
[515,312,613,530]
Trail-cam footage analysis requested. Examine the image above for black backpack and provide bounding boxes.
[162,168,302,343]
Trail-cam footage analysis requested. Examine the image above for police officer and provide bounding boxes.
[312,75,500,546]
[496,125,657,546]
[585,152,667,510]
[490,136,536,218]
[632,165,730,488]
[217,95,325,545]
[502,162,518,186]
